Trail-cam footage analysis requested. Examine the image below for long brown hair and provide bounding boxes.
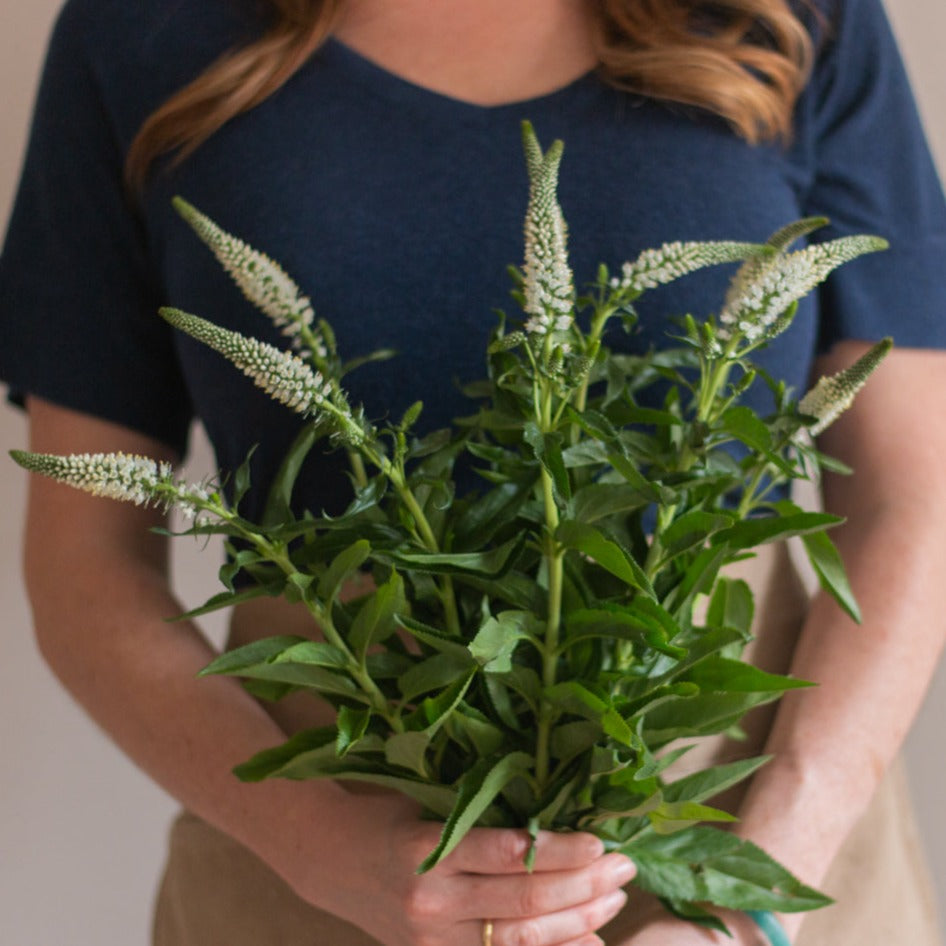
[125,0,814,192]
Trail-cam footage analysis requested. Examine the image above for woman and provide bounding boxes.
[2,0,945,943]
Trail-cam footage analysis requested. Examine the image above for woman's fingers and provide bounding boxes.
[444,828,606,874]
[464,888,627,946]
[456,853,635,921]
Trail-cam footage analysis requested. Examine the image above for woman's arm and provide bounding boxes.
[736,342,946,936]
[617,342,946,945]
[23,397,635,946]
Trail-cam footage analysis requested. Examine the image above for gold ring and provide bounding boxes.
[482,919,494,946]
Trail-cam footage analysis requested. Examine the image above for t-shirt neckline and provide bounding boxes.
[318,36,604,121]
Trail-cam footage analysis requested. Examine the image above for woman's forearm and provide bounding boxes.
[735,495,946,937]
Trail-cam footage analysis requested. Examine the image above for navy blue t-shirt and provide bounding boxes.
[2,0,945,520]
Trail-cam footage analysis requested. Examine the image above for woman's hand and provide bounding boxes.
[287,789,636,946]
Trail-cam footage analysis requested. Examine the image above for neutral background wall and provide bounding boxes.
[1,3,943,944]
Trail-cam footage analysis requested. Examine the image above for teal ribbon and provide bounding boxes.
[746,910,790,946]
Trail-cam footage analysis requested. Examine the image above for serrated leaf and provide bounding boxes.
[316,539,372,602]
[172,580,284,622]
[417,752,534,871]
[713,512,842,551]
[382,533,525,578]
[336,704,370,756]
[349,571,405,657]
[648,801,738,834]
[624,827,832,912]
[384,730,431,777]
[398,652,474,702]
[685,657,813,693]
[774,500,860,622]
[660,510,736,560]
[469,611,540,672]
[199,636,309,677]
[524,422,571,504]
[706,578,755,638]
[566,483,650,524]
[556,520,654,596]
[663,756,772,804]
[261,424,319,527]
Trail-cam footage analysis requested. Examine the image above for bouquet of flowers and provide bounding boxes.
[13,122,891,930]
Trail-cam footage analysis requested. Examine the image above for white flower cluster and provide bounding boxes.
[521,130,574,336]
[798,337,892,436]
[615,241,760,293]
[11,450,171,506]
[171,483,213,521]
[719,235,887,344]
[173,198,326,358]
[162,309,334,418]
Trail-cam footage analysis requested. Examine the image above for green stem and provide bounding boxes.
[237,528,402,730]
[347,450,368,489]
[534,384,565,791]
[390,472,462,638]
[535,467,564,790]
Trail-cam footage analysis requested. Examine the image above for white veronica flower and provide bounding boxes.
[10,451,172,506]
[799,337,893,435]
[616,241,762,293]
[718,235,887,343]
[521,124,574,336]
[173,197,327,358]
[161,308,334,416]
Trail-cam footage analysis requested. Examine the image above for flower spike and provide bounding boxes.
[799,337,893,435]
[172,197,326,358]
[11,450,172,506]
[719,235,888,345]
[616,241,767,294]
[161,308,365,445]
[520,122,574,336]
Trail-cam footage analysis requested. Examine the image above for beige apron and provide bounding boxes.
[152,543,942,945]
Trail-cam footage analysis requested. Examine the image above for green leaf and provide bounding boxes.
[237,737,457,816]
[544,681,638,748]
[398,652,475,702]
[316,539,372,603]
[663,756,772,804]
[556,520,654,596]
[417,752,534,872]
[384,730,431,777]
[232,726,338,781]
[382,533,525,578]
[624,827,832,912]
[641,691,780,745]
[199,636,310,677]
[648,801,738,834]
[564,601,685,659]
[685,657,813,693]
[421,670,477,734]
[349,571,406,657]
[469,611,540,672]
[524,422,571,504]
[566,483,650,524]
[706,578,755,639]
[336,704,370,756]
[396,615,470,657]
[201,637,357,694]
[660,511,736,560]
[172,580,284,621]
[774,500,860,622]
[261,424,319,527]
[713,512,843,551]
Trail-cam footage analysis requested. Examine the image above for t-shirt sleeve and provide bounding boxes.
[0,1,193,456]
[800,0,946,351]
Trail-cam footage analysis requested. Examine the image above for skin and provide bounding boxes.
[18,0,946,942]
